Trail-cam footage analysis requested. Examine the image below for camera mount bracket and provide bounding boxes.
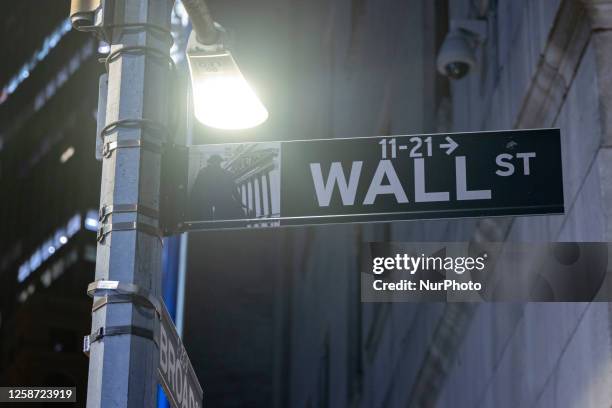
[450,19,488,43]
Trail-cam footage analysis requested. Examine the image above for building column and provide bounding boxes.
[582,0,612,239]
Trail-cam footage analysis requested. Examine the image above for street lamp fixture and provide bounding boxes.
[182,0,268,129]
[186,31,269,130]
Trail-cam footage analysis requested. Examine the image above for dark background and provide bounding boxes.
[0,1,100,404]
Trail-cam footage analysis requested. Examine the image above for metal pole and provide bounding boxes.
[86,0,173,406]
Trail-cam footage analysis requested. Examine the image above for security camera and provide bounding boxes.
[69,0,101,29]
[437,19,487,80]
[437,30,476,79]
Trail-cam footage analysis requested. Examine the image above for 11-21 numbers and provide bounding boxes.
[379,137,433,159]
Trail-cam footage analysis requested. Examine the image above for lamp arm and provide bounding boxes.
[182,0,219,45]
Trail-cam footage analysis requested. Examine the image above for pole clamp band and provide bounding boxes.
[83,280,162,357]
[102,138,162,158]
[86,280,162,318]
[99,118,170,145]
[83,325,156,356]
[99,203,159,222]
[97,221,162,243]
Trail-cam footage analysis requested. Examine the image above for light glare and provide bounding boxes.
[60,146,75,163]
[84,213,99,231]
[192,76,268,130]
[187,50,268,130]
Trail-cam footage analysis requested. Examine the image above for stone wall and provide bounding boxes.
[436,1,612,407]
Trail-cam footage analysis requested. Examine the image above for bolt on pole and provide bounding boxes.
[77,0,174,406]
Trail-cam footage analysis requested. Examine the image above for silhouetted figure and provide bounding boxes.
[190,155,246,221]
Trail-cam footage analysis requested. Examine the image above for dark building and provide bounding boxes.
[0,1,102,406]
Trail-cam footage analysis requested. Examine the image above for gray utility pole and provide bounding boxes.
[83,1,174,406]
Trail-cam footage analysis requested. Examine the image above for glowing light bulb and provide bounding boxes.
[187,50,268,130]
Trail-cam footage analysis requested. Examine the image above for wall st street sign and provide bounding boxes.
[178,128,563,230]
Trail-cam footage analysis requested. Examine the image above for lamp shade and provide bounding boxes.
[187,50,268,130]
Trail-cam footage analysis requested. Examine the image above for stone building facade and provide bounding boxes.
[272,1,612,407]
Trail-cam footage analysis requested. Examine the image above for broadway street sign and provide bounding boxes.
[178,128,563,230]
[158,300,203,408]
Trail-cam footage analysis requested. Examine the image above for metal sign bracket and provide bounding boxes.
[159,143,189,236]
[102,138,162,158]
[97,221,162,244]
[84,325,157,356]
[83,280,162,356]
[99,203,159,222]
[86,280,162,316]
